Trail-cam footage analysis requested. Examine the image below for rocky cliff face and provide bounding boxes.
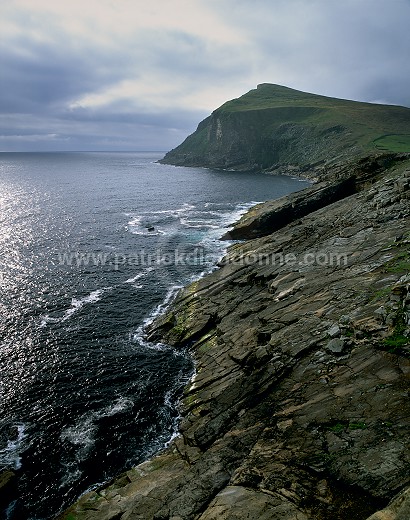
[160,108,358,172]
[58,154,410,520]
[160,84,410,174]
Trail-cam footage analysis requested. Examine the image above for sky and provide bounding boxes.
[1,0,410,152]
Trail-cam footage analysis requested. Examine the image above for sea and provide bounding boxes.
[0,151,309,519]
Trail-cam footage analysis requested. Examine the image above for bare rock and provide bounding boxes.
[366,486,410,520]
[196,486,308,520]
[326,337,346,354]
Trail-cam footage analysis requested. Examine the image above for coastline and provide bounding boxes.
[55,198,269,512]
[58,154,410,520]
[128,192,300,446]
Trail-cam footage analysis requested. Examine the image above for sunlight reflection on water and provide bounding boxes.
[0,152,309,519]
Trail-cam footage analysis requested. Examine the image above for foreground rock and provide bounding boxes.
[366,487,410,520]
[58,156,410,520]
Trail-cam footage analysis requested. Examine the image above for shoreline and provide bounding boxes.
[54,197,268,514]
[58,153,410,520]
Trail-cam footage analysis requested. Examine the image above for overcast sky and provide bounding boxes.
[1,0,409,152]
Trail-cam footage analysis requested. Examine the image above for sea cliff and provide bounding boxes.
[159,84,410,174]
[58,152,410,520]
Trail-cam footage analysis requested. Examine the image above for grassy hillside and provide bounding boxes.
[161,84,410,171]
[221,83,410,151]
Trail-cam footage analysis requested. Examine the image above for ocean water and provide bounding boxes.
[0,151,309,519]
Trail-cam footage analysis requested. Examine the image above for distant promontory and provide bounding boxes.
[160,83,410,175]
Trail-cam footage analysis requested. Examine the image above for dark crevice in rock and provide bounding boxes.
[300,477,389,520]
[106,514,123,520]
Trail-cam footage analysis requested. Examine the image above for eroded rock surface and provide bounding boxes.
[366,486,410,520]
[58,157,410,520]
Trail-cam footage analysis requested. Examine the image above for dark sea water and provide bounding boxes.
[0,152,309,519]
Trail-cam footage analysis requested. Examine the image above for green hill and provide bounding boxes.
[160,83,410,172]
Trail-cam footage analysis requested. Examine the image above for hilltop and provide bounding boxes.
[160,84,410,175]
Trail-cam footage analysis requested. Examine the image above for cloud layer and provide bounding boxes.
[1,0,409,151]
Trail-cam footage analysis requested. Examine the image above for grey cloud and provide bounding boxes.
[1,0,409,151]
[62,104,208,129]
[0,15,237,150]
[0,104,207,152]
[0,23,207,150]
[152,30,246,81]
[209,0,410,107]
[0,35,134,113]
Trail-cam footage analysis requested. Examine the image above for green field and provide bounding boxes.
[219,84,410,155]
[373,134,410,152]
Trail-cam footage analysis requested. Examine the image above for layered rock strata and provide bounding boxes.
[59,156,410,520]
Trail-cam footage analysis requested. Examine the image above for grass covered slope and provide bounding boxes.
[160,84,410,173]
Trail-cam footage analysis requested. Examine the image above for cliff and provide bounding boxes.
[58,153,410,520]
[160,84,410,176]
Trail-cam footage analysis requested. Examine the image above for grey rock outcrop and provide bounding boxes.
[365,486,410,520]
